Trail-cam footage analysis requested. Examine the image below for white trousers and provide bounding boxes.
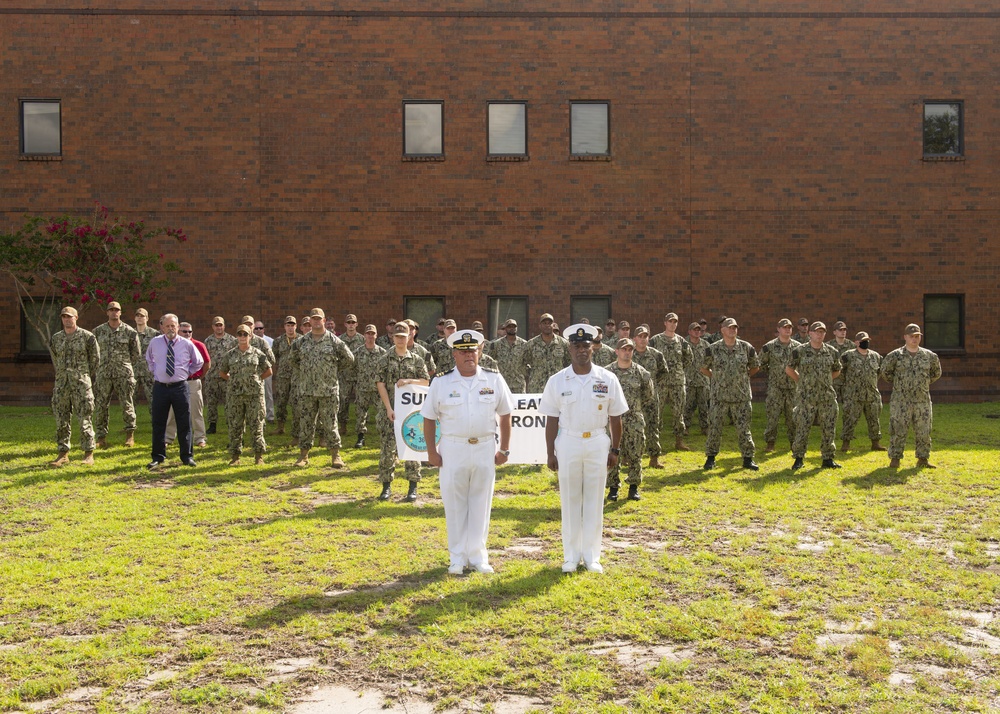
[166,379,205,443]
[556,431,609,566]
[439,438,497,568]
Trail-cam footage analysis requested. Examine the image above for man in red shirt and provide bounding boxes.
[165,321,212,447]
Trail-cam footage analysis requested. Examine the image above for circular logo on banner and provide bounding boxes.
[402,412,440,452]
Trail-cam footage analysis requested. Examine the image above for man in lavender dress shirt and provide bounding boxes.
[146,313,204,469]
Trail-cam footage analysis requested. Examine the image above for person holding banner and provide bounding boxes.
[422,329,514,575]
[540,324,628,574]
[376,322,430,502]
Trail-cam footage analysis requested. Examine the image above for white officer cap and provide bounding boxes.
[448,330,484,350]
[563,323,599,343]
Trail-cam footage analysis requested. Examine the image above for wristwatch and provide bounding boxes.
[610,447,620,455]
[499,449,511,456]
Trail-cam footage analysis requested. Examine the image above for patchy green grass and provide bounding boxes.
[1,401,999,712]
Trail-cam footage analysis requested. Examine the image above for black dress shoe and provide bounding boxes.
[792,457,804,470]
[181,458,197,467]
[627,484,641,501]
[703,456,716,470]
[742,457,760,471]
[607,486,619,502]
[147,459,164,471]
[378,483,392,501]
[821,459,842,469]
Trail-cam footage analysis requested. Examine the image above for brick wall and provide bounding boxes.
[2,2,998,402]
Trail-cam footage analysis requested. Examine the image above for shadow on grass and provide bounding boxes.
[645,466,717,489]
[842,466,916,490]
[737,465,820,491]
[240,565,564,631]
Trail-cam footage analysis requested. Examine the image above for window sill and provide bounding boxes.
[922,155,965,162]
[402,155,445,162]
[16,352,52,363]
[20,155,62,162]
[570,154,612,162]
[487,155,529,162]
[930,348,966,357]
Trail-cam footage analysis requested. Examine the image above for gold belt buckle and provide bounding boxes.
[468,437,479,444]
[582,431,591,438]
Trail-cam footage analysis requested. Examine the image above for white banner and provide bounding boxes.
[393,386,550,464]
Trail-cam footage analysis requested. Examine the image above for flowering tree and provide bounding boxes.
[0,203,187,354]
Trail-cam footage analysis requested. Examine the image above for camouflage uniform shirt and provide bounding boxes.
[650,333,692,386]
[788,343,842,404]
[759,338,798,393]
[703,339,759,403]
[685,337,710,389]
[290,330,355,397]
[485,335,528,392]
[522,334,571,393]
[93,322,141,380]
[879,347,942,403]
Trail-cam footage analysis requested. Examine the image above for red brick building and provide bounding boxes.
[3,1,998,403]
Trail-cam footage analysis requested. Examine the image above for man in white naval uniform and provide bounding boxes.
[423,329,514,576]
[539,324,628,574]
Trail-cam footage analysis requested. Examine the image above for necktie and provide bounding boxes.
[166,339,175,378]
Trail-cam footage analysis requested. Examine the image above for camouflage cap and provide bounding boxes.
[833,321,847,330]
[664,312,679,321]
[309,308,325,319]
[605,318,617,326]
[798,317,810,326]
[107,301,122,310]
[443,319,457,328]
[539,313,554,322]
[633,325,650,336]
[236,325,252,336]
[618,320,630,329]
[809,321,827,332]
[392,323,411,336]
[386,317,397,325]
[472,321,484,330]
[855,331,870,342]
[777,318,793,328]
[616,337,635,349]
[345,314,358,322]
[61,306,78,318]
[134,307,149,318]
[448,330,484,351]
[904,323,922,335]
[698,318,708,325]
[284,316,297,325]
[241,315,255,325]
[717,315,728,324]
[688,321,701,332]
[721,318,739,329]
[213,316,226,325]
[502,318,517,328]
[364,324,377,334]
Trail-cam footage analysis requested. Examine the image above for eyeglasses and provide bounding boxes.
[179,330,192,334]
[346,321,357,325]
[253,327,264,331]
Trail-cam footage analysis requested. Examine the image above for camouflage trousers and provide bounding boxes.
[889,399,933,460]
[842,392,882,442]
[764,388,797,447]
[660,382,687,436]
[137,372,155,413]
[203,374,227,426]
[355,391,379,436]
[93,372,137,438]
[227,392,267,456]
[376,409,421,483]
[53,383,95,453]
[833,380,845,405]
[338,376,357,432]
[683,384,710,433]
[273,374,292,425]
[300,394,341,451]
[607,414,645,488]
[643,395,662,457]
[705,400,755,459]
[792,398,838,460]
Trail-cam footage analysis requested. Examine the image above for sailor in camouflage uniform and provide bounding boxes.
[683,322,710,434]
[376,322,431,501]
[375,318,396,350]
[203,316,237,434]
[632,326,669,468]
[49,306,100,466]
[521,313,571,393]
[759,318,798,452]
[219,324,272,465]
[93,301,142,448]
[602,319,619,349]
[590,326,616,367]
[786,321,843,470]
[827,321,856,404]
[879,323,942,468]
[701,318,760,471]
[240,315,276,447]
[430,319,458,377]
[484,318,528,392]
[404,319,436,376]
[840,331,885,453]
[352,324,386,448]
[793,318,810,344]
[337,314,365,435]
[605,338,655,501]
[271,316,299,435]
[133,307,160,412]
[651,312,694,451]
[289,308,355,468]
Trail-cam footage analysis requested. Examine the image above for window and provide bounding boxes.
[571,296,611,327]
[923,102,962,157]
[487,297,528,338]
[488,102,527,157]
[20,299,62,358]
[403,101,444,157]
[20,99,61,156]
[923,294,964,351]
[570,101,610,156]
[404,297,445,340]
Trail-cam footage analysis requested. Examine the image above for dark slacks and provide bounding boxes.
[152,381,192,462]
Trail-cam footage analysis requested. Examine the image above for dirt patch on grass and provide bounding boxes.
[588,640,695,668]
[290,684,547,713]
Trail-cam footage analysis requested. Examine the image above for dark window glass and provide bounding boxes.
[404,297,445,338]
[487,297,528,338]
[21,300,62,355]
[923,294,964,350]
[923,102,962,156]
[571,296,611,327]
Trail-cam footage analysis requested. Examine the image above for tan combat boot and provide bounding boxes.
[870,440,886,451]
[648,455,660,469]
[255,451,264,466]
[764,441,775,453]
[916,458,936,469]
[97,437,109,449]
[289,436,299,447]
[229,455,241,466]
[330,449,345,469]
[49,452,70,467]
[124,430,135,447]
[294,448,310,467]
[841,439,851,452]
[81,451,94,466]
[274,422,284,435]
[889,458,901,468]
[675,436,690,452]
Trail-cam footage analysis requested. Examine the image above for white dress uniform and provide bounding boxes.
[539,329,628,572]
[421,333,515,573]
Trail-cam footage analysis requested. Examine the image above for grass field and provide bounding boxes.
[1,401,998,713]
